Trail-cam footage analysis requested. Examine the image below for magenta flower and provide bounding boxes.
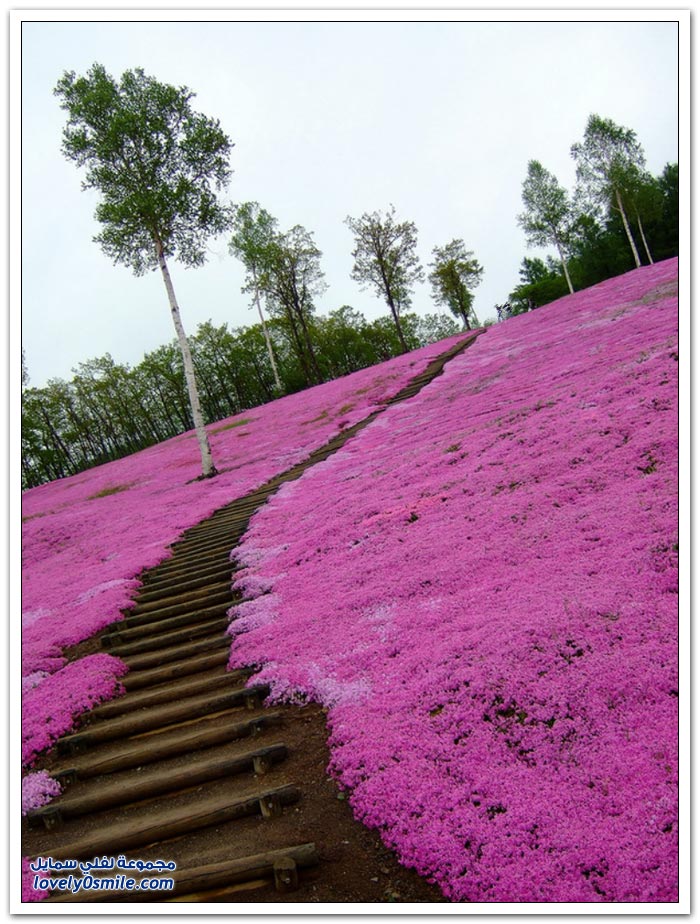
[22,771,62,815]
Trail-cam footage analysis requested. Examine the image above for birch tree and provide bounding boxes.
[229,203,283,393]
[345,206,424,353]
[261,225,326,386]
[54,63,233,478]
[571,114,646,269]
[518,160,576,294]
[618,166,664,265]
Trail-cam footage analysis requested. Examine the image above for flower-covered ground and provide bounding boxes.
[228,260,679,902]
[21,335,466,772]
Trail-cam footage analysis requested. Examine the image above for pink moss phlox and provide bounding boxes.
[22,653,128,767]
[22,771,62,815]
[226,260,679,902]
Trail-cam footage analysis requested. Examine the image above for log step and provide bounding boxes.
[27,743,289,825]
[119,634,230,672]
[136,561,236,597]
[173,520,251,551]
[104,605,233,646]
[112,595,233,632]
[121,649,231,692]
[126,581,234,617]
[161,535,242,561]
[52,712,284,780]
[42,783,301,860]
[105,615,229,658]
[137,554,234,587]
[45,843,319,902]
[56,684,270,754]
[89,668,254,721]
[166,533,239,560]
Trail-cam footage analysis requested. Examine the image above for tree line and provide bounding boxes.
[501,114,678,318]
[21,308,459,489]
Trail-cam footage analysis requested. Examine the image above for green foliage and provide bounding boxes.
[518,161,573,248]
[230,203,326,386]
[503,108,677,319]
[566,211,636,290]
[414,312,461,344]
[653,163,679,259]
[55,63,234,274]
[88,483,133,500]
[505,158,678,319]
[507,257,570,315]
[428,240,483,329]
[229,202,278,279]
[571,113,646,217]
[345,205,424,351]
[518,160,575,294]
[21,304,457,488]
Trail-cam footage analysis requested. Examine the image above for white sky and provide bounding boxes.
[19,14,680,388]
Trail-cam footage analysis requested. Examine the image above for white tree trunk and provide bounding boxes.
[555,239,575,294]
[156,242,216,478]
[252,268,283,393]
[615,189,642,269]
[636,214,654,264]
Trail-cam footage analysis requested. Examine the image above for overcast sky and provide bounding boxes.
[20,15,680,388]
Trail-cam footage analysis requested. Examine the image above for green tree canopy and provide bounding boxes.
[345,205,424,352]
[229,202,283,392]
[55,63,235,477]
[55,64,234,273]
[518,160,575,293]
[428,239,483,329]
[571,113,646,268]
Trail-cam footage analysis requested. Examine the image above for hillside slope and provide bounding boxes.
[228,259,679,902]
[21,335,467,766]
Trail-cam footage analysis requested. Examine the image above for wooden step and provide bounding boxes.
[114,598,233,633]
[27,743,289,825]
[173,519,252,551]
[53,711,284,780]
[104,605,233,646]
[165,534,244,561]
[119,634,230,672]
[137,561,236,597]
[122,649,230,691]
[45,843,318,902]
[127,580,233,617]
[89,668,253,721]
[138,553,235,586]
[42,784,301,860]
[106,616,229,658]
[57,684,270,754]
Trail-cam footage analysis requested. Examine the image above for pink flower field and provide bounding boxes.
[21,335,466,771]
[227,260,679,902]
